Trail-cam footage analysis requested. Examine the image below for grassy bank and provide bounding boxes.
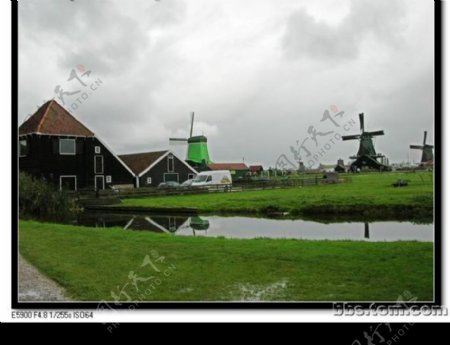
[19,220,433,301]
[119,172,434,219]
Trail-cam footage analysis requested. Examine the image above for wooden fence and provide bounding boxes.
[70,176,352,200]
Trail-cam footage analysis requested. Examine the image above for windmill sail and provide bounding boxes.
[341,112,388,171]
[366,130,384,136]
[342,134,361,141]
[190,112,194,138]
[169,112,213,165]
[410,130,434,163]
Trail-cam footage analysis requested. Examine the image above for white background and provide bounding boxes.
[0,0,448,323]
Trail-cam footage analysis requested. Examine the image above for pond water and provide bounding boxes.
[75,213,433,242]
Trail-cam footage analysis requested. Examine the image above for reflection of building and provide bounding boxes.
[77,213,131,228]
[143,216,190,233]
[77,213,190,233]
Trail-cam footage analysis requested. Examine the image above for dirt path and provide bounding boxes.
[19,255,70,302]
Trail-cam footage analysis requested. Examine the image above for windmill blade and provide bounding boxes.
[342,134,361,141]
[169,142,188,146]
[359,113,364,132]
[424,145,434,149]
[366,130,384,136]
[423,131,427,146]
[410,145,424,149]
[190,112,195,138]
[169,138,188,143]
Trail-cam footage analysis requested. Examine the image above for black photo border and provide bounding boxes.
[11,0,443,310]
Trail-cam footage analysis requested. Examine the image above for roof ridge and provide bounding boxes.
[119,150,169,157]
[36,100,53,133]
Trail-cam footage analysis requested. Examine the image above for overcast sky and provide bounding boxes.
[18,0,434,168]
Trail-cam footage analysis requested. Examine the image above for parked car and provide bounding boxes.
[157,181,180,189]
[180,179,194,188]
[191,170,232,190]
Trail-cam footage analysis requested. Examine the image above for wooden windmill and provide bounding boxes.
[410,131,434,164]
[342,113,389,171]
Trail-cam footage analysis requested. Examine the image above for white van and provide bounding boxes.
[191,170,232,189]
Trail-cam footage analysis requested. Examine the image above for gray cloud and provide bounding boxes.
[282,0,407,61]
[18,0,434,167]
[20,0,186,74]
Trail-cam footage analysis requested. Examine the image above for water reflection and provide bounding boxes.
[76,213,433,242]
[77,213,191,233]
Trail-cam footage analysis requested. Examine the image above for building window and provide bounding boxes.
[95,146,101,154]
[146,177,152,185]
[94,156,104,174]
[106,175,112,183]
[167,155,174,172]
[60,176,77,191]
[19,139,28,157]
[188,173,195,180]
[59,138,76,155]
[164,173,179,183]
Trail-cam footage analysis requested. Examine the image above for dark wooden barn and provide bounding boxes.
[119,150,197,188]
[19,100,135,190]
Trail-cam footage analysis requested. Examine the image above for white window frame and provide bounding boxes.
[146,177,152,185]
[95,175,105,190]
[19,139,28,157]
[94,155,104,174]
[167,155,174,172]
[59,175,77,191]
[95,146,101,154]
[188,173,195,180]
[59,138,76,155]
[106,175,112,183]
[163,173,179,183]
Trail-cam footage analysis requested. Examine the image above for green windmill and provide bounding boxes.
[342,113,389,171]
[170,112,212,168]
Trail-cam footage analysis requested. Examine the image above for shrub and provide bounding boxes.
[19,172,79,221]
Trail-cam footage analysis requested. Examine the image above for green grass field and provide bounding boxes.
[119,172,434,219]
[19,220,433,302]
